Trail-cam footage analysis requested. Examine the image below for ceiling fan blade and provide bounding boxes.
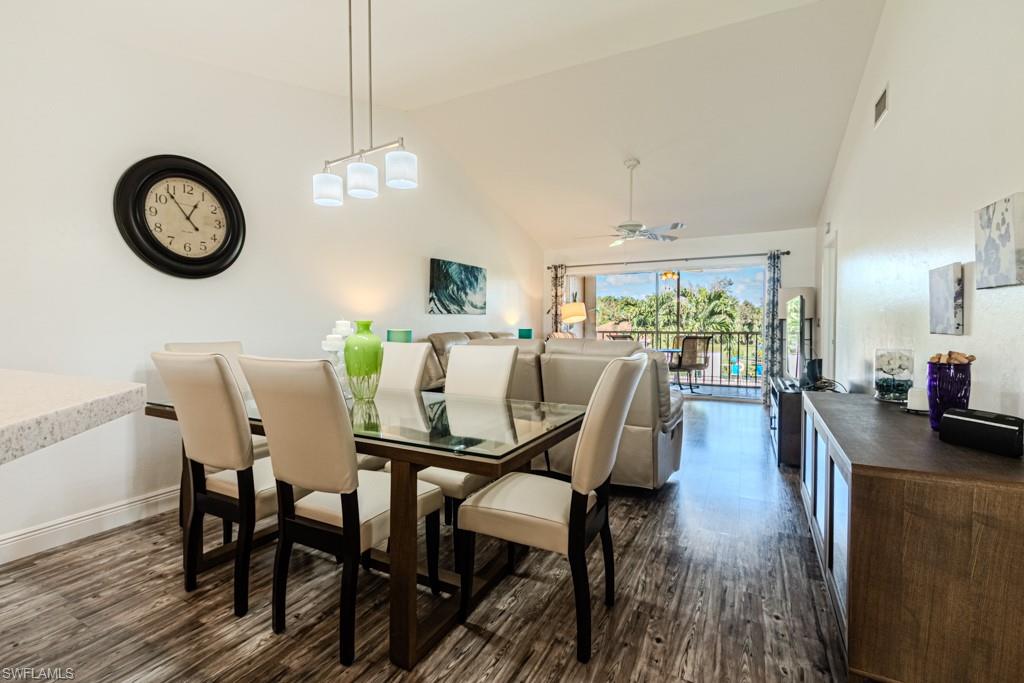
[649,222,686,234]
[574,234,622,240]
[655,234,679,242]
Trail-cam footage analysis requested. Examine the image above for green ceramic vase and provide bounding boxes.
[343,320,382,399]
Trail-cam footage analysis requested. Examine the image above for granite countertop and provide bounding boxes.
[0,369,146,465]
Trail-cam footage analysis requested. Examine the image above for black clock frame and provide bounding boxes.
[114,155,245,278]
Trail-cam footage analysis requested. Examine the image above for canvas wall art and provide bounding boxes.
[928,262,964,335]
[975,192,1024,289]
[428,258,486,314]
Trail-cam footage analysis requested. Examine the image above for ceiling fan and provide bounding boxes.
[594,158,686,247]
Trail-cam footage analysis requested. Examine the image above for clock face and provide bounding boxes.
[143,176,227,259]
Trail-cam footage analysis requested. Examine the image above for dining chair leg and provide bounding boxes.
[451,499,464,560]
[272,534,293,633]
[506,542,517,573]
[600,519,615,607]
[233,469,256,617]
[568,543,592,663]
[457,530,476,622]
[339,547,359,665]
[182,504,204,592]
[425,510,441,595]
[443,496,453,526]
[222,519,233,545]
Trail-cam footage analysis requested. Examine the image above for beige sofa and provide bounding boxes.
[538,339,684,489]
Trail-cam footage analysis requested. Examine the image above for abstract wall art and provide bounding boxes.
[428,258,487,314]
[975,192,1024,289]
[928,262,964,335]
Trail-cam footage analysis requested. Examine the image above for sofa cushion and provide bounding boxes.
[490,332,515,339]
[466,331,493,340]
[545,339,643,356]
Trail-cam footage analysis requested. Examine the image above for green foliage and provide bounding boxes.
[596,278,762,335]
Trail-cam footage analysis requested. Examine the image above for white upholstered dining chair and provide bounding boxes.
[456,352,648,663]
[387,344,519,539]
[164,341,267,531]
[151,351,284,618]
[239,355,443,666]
[377,341,431,392]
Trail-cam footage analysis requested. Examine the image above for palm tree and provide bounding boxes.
[680,286,738,332]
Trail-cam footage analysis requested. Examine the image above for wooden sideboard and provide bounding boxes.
[801,392,1024,683]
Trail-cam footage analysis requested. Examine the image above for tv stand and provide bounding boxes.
[768,375,801,466]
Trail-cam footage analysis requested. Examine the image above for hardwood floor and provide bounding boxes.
[0,399,846,682]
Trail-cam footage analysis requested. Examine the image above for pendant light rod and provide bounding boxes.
[367,0,374,149]
[324,137,404,170]
[347,0,355,155]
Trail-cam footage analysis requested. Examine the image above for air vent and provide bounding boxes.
[874,87,888,126]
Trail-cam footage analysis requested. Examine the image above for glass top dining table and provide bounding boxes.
[148,390,586,461]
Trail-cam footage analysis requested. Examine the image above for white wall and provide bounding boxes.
[543,227,818,334]
[0,8,541,550]
[818,0,1024,413]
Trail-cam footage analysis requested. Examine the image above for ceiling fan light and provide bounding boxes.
[347,161,379,199]
[385,150,418,189]
[609,239,625,247]
[312,172,344,206]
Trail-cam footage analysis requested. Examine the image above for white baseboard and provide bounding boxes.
[0,486,179,565]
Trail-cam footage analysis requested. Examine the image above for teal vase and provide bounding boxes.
[344,320,382,399]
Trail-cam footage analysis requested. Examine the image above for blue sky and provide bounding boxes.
[596,265,765,305]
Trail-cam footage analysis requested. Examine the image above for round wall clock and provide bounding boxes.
[113,155,245,278]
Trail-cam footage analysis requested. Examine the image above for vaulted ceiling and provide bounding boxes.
[79,0,884,249]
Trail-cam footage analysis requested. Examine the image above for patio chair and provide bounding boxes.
[668,335,711,394]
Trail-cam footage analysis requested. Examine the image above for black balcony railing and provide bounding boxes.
[597,330,764,389]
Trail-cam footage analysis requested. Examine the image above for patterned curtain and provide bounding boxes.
[762,250,783,399]
[547,264,567,333]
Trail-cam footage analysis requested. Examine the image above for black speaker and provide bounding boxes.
[939,408,1024,458]
[804,358,822,385]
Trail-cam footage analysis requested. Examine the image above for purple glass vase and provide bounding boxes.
[926,362,972,431]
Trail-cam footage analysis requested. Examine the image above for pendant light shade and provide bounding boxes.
[385,150,418,189]
[312,172,344,206]
[347,161,379,199]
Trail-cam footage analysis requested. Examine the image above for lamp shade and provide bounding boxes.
[562,302,587,324]
[347,161,379,199]
[312,173,343,206]
[385,150,418,189]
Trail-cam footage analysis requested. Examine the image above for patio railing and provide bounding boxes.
[597,330,764,388]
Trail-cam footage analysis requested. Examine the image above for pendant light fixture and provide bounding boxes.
[312,0,417,206]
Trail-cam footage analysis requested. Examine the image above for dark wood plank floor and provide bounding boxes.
[0,399,845,682]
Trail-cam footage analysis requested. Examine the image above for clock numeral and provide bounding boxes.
[147,206,158,216]
[183,183,194,195]
[165,183,175,197]
[210,205,218,214]
[210,233,218,243]
[154,193,168,204]
[167,235,175,245]
[200,241,208,252]
[183,242,192,253]
[153,222,163,233]
[214,219,223,229]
